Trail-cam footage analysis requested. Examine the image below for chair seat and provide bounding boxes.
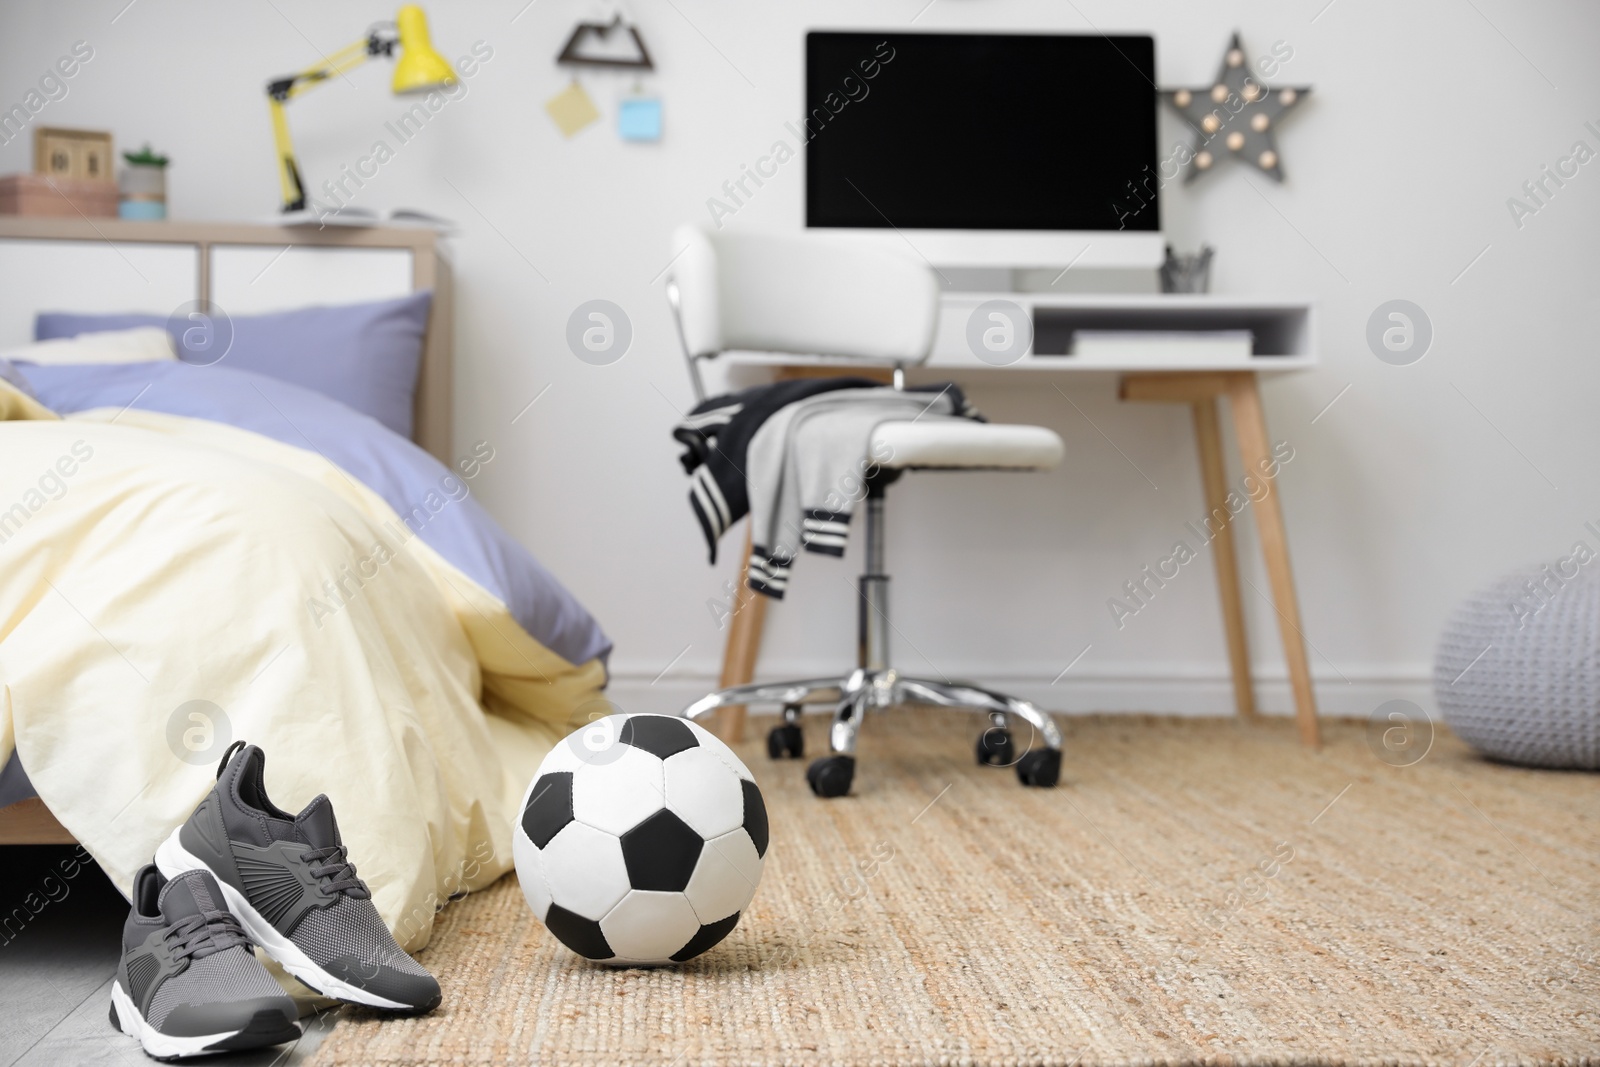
[872,419,1064,470]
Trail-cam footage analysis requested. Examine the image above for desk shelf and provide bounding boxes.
[927,292,1316,372]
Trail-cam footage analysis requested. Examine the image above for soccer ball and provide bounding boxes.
[512,712,768,965]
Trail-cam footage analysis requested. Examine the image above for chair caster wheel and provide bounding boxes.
[1016,748,1061,788]
[806,755,855,798]
[976,728,1015,767]
[768,723,804,759]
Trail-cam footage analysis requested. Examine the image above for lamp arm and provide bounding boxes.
[265,34,391,212]
[267,96,307,211]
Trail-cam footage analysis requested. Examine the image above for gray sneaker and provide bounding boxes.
[155,742,441,1013]
[111,865,299,1060]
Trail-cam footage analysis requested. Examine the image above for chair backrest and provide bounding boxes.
[667,225,940,386]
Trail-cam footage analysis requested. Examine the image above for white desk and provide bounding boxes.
[712,294,1322,748]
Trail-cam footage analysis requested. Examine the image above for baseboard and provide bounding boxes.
[605,661,1435,719]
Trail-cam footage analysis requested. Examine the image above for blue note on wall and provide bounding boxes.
[618,97,662,142]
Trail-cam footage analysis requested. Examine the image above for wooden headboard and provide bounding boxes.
[0,217,453,463]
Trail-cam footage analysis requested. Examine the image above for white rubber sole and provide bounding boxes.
[154,829,410,1011]
[110,981,247,1061]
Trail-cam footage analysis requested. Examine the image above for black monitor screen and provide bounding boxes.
[805,32,1158,232]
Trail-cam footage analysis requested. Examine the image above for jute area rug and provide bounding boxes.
[309,712,1598,1067]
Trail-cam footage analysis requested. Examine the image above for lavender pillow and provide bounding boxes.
[35,290,431,438]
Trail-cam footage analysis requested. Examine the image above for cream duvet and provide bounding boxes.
[0,379,604,951]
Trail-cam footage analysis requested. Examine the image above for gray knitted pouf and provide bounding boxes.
[1434,568,1600,769]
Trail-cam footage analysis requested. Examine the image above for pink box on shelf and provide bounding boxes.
[0,173,119,217]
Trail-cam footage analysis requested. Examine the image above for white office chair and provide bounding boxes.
[666,225,1067,797]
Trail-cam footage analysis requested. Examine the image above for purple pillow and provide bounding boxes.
[35,290,432,438]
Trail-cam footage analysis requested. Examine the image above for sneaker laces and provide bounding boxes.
[164,911,250,962]
[305,844,371,899]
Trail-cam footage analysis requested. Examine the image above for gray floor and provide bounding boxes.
[2,846,335,1067]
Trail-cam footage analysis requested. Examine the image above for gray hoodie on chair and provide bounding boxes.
[745,385,979,597]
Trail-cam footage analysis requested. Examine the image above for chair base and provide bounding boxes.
[682,668,1064,797]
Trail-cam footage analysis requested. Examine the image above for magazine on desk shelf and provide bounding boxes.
[1068,329,1254,364]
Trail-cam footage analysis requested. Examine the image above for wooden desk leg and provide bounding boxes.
[1192,397,1256,720]
[715,526,768,743]
[1226,373,1320,747]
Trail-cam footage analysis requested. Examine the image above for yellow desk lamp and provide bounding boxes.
[266,5,455,212]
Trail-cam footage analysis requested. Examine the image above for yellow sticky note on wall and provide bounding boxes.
[545,81,600,138]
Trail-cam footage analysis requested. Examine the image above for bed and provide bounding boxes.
[0,219,607,951]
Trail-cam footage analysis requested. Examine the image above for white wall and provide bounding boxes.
[4,0,1598,721]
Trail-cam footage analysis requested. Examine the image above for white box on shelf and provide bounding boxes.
[1069,329,1254,365]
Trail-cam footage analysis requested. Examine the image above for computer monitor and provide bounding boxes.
[805,31,1162,270]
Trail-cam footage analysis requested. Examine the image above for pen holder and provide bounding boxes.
[1160,245,1213,294]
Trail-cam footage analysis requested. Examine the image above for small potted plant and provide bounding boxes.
[118,144,168,220]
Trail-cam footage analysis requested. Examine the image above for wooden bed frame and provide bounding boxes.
[0,218,453,845]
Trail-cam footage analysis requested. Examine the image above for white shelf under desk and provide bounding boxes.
[722,293,1317,375]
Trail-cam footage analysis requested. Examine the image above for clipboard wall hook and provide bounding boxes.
[555,15,654,71]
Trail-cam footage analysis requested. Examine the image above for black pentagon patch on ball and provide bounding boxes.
[620,809,703,892]
[521,772,574,849]
[543,902,613,960]
[670,911,741,962]
[741,779,768,858]
[618,715,699,760]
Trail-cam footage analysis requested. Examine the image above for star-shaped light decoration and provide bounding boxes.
[1162,33,1310,183]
